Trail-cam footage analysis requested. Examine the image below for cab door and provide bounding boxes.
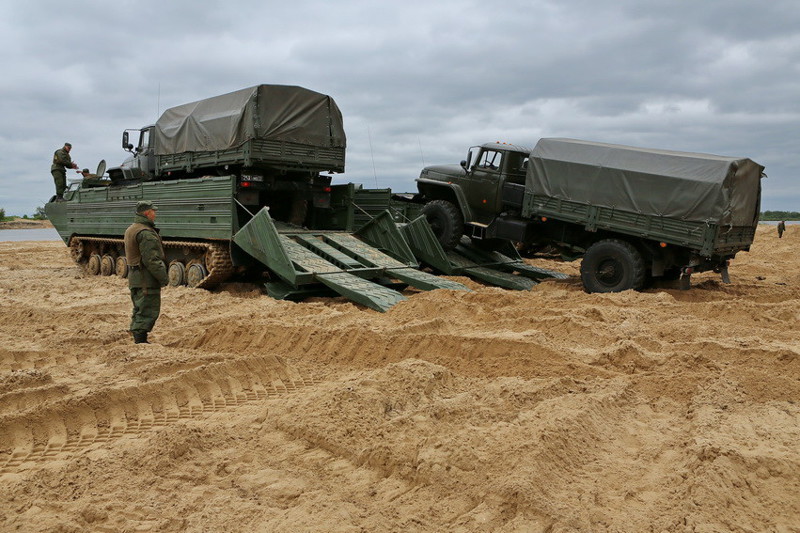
[135,127,157,177]
[464,149,504,222]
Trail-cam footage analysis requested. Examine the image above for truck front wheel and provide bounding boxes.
[580,239,645,293]
[421,200,464,250]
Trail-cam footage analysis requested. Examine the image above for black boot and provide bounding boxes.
[133,331,149,344]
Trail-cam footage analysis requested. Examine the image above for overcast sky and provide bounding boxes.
[1,0,798,215]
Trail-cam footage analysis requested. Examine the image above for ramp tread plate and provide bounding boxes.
[279,235,340,273]
[460,266,537,291]
[453,247,520,267]
[508,263,570,280]
[445,251,482,271]
[294,235,365,269]
[317,272,407,312]
[326,233,412,269]
[387,268,470,292]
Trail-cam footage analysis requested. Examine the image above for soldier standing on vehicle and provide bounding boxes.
[778,220,786,238]
[51,143,78,200]
[124,201,168,344]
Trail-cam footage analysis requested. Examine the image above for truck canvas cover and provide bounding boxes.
[527,138,764,226]
[155,85,346,154]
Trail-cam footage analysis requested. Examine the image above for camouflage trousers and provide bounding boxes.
[51,168,67,197]
[130,287,161,334]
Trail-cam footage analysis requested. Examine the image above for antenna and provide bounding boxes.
[367,124,378,187]
[157,82,161,119]
[418,137,426,167]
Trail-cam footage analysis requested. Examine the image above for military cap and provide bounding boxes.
[64,142,72,148]
[82,168,90,173]
[135,200,158,213]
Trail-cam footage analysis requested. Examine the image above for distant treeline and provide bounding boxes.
[761,211,800,221]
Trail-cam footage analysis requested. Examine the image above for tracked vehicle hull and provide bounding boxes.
[45,176,473,311]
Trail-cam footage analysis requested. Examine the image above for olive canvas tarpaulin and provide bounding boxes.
[154,85,346,155]
[527,138,764,226]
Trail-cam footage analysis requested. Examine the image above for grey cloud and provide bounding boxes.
[0,0,796,215]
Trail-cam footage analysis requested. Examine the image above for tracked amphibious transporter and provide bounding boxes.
[44,85,469,311]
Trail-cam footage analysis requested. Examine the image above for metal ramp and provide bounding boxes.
[399,216,569,290]
[233,208,468,312]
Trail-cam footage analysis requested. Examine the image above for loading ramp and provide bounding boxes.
[398,216,569,289]
[233,208,468,312]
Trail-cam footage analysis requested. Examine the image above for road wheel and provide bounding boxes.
[87,254,101,275]
[580,239,645,293]
[186,263,208,288]
[100,255,115,276]
[116,256,128,278]
[168,261,187,287]
[421,200,463,250]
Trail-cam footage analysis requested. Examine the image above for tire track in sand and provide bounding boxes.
[0,354,319,474]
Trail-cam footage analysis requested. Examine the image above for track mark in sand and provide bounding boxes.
[0,355,319,474]
[0,347,85,373]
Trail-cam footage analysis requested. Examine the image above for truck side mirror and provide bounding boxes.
[462,152,473,172]
[122,132,133,151]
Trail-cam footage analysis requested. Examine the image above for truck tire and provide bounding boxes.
[580,239,645,293]
[421,200,463,250]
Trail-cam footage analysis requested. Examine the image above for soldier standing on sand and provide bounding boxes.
[124,201,168,344]
[51,143,78,200]
[778,220,786,238]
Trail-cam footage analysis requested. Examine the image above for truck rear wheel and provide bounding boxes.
[421,200,463,250]
[580,239,645,293]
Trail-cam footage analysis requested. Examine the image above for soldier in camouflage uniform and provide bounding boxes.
[79,168,109,188]
[124,201,168,344]
[51,143,78,199]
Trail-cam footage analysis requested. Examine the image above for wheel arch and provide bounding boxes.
[416,180,473,222]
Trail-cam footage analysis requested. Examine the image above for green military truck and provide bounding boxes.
[108,84,346,224]
[416,138,765,292]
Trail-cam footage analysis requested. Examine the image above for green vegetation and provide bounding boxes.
[761,211,800,221]
[0,206,49,221]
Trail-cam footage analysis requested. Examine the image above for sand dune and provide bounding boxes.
[0,224,798,531]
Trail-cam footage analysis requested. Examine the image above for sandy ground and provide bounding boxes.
[0,225,798,532]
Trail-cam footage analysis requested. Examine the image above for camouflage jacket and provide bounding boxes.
[125,215,168,289]
[51,148,73,171]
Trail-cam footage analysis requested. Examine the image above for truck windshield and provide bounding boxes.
[477,150,502,171]
[138,129,150,152]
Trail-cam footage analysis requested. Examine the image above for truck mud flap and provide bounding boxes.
[233,207,467,312]
[399,216,567,290]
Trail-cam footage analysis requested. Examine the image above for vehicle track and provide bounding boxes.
[0,355,319,474]
[69,236,234,288]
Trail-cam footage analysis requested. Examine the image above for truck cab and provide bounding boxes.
[416,142,529,248]
[107,126,156,182]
